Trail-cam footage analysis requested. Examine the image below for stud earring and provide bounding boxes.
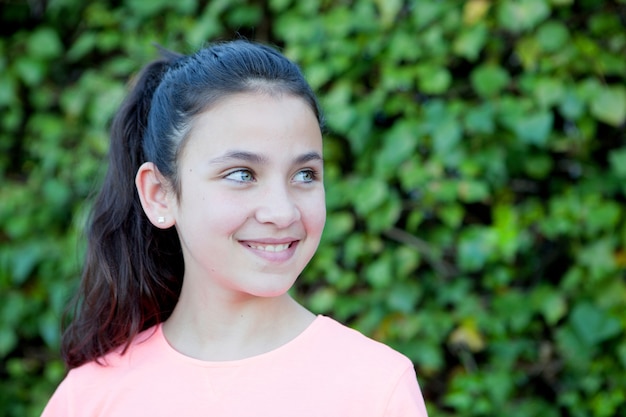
[157,216,165,224]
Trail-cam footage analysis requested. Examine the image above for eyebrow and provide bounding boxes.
[209,151,268,165]
[209,150,323,165]
[295,151,324,164]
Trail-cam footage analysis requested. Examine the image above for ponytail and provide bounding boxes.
[61,53,184,368]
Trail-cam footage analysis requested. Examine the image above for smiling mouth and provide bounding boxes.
[246,243,293,252]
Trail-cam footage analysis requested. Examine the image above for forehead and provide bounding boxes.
[181,93,323,159]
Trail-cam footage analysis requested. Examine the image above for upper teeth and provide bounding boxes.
[249,243,291,252]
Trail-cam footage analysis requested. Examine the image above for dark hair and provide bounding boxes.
[61,40,323,368]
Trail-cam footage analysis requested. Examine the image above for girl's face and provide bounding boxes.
[169,93,325,300]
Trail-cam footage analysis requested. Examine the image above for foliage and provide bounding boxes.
[1,0,625,416]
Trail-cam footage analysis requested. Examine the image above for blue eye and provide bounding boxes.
[225,169,255,182]
[294,169,316,183]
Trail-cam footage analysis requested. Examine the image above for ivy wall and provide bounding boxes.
[1,1,625,416]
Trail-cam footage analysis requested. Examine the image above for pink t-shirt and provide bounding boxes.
[42,315,428,416]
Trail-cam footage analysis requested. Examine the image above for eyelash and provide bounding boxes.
[224,169,319,184]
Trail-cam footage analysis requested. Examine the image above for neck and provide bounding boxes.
[162,283,314,361]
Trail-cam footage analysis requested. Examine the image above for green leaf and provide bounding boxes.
[14,56,46,86]
[368,197,402,232]
[365,255,393,289]
[536,21,570,52]
[0,72,18,106]
[374,0,402,28]
[66,32,98,62]
[532,286,568,325]
[269,0,293,12]
[43,179,71,212]
[424,100,463,165]
[173,0,197,14]
[513,111,553,146]
[0,326,17,357]
[394,246,421,277]
[453,23,488,61]
[186,11,222,47]
[556,326,596,374]
[493,289,535,332]
[516,36,542,71]
[387,282,421,313]
[558,89,585,120]
[412,1,445,29]
[27,27,64,59]
[492,204,520,261]
[498,0,551,33]
[618,341,626,368]
[11,244,45,285]
[532,77,565,109]
[386,31,423,63]
[126,0,170,17]
[590,85,626,126]
[439,204,464,229]
[321,82,356,137]
[464,103,495,134]
[609,147,626,178]
[457,180,490,203]
[428,179,458,203]
[352,178,389,216]
[305,63,334,90]
[570,302,621,346]
[309,287,337,313]
[471,65,510,97]
[432,118,462,158]
[584,200,621,236]
[458,226,498,272]
[39,310,61,348]
[416,65,452,94]
[578,239,617,279]
[322,211,354,243]
[524,153,553,179]
[226,5,262,27]
[375,120,421,177]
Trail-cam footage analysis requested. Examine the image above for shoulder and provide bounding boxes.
[41,326,163,416]
[314,316,411,359]
[308,315,414,372]
[298,316,428,415]
[57,325,162,389]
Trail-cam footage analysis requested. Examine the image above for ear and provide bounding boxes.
[135,162,176,229]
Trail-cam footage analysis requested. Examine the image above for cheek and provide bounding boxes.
[208,199,251,233]
[181,192,249,236]
[304,195,327,236]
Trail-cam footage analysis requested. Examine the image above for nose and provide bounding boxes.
[254,182,301,228]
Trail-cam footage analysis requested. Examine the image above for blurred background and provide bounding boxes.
[1,0,625,415]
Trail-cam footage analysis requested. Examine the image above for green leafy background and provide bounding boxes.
[2,0,625,416]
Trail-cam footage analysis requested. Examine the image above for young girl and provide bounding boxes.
[42,40,428,416]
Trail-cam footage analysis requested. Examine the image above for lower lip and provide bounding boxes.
[242,241,299,263]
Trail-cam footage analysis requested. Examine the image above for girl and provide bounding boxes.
[42,40,428,416]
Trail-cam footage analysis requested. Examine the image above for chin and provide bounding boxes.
[250,285,294,298]
[245,278,298,298]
